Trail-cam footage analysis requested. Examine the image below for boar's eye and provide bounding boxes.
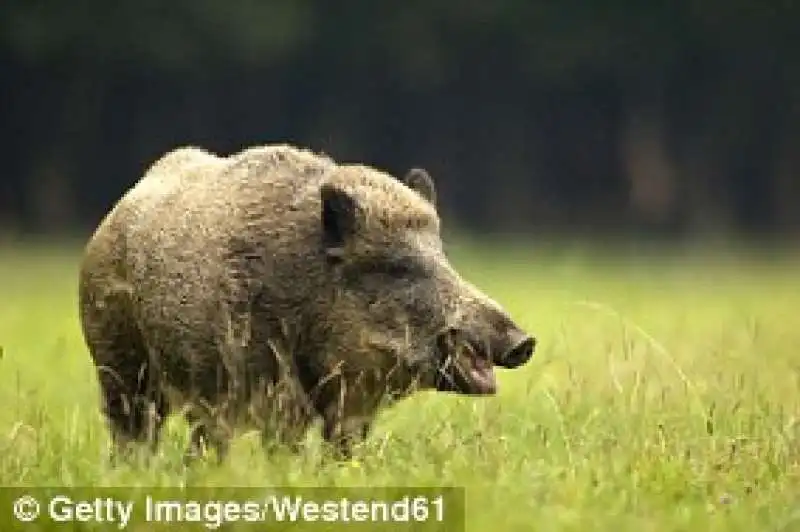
[376,260,416,278]
[365,258,416,278]
[346,255,428,281]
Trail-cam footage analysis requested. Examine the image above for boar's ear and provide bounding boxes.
[320,183,358,260]
[401,168,436,206]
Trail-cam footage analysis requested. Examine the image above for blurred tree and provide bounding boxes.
[0,0,797,238]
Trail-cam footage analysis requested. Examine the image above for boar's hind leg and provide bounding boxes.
[89,321,169,463]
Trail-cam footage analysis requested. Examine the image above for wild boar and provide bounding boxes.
[78,144,536,461]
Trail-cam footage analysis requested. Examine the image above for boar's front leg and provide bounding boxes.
[315,374,376,460]
[258,387,317,456]
[321,413,372,461]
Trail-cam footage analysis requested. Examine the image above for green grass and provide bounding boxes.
[1,239,799,531]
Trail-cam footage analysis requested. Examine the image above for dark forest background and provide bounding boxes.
[1,1,798,241]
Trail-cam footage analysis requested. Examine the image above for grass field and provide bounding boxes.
[0,238,798,531]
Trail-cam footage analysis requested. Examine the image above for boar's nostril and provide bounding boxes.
[498,335,535,369]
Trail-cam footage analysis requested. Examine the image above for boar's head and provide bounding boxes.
[317,166,535,397]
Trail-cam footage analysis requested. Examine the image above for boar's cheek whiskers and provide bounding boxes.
[364,331,425,370]
[436,353,459,388]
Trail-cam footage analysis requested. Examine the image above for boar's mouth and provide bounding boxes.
[434,329,497,396]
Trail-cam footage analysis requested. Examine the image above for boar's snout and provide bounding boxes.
[430,271,536,395]
[494,328,536,369]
